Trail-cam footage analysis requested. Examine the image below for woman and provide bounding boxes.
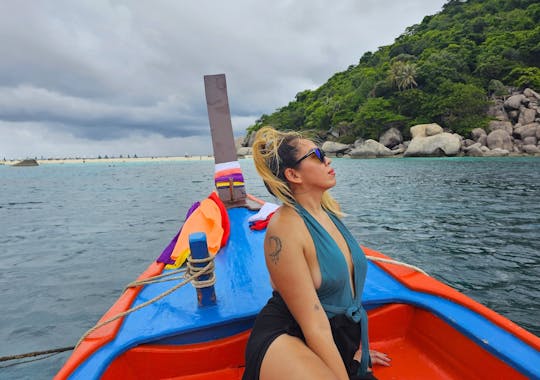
[243,127,390,380]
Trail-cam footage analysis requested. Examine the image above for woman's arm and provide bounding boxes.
[264,211,349,380]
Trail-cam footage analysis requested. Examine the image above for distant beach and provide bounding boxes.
[3,155,216,165]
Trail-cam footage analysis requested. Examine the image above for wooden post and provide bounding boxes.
[189,232,217,307]
[204,74,247,206]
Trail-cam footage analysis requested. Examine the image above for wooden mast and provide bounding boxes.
[204,74,247,207]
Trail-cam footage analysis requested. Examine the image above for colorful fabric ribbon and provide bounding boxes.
[157,193,230,268]
[214,161,245,190]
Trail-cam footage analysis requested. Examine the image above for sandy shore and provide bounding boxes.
[2,155,216,165]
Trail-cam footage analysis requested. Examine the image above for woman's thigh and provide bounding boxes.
[260,334,338,380]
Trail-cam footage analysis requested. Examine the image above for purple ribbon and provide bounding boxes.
[156,201,201,264]
[215,173,244,183]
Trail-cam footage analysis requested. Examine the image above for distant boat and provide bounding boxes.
[55,75,540,380]
[12,159,39,167]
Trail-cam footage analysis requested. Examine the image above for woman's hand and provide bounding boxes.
[354,348,391,367]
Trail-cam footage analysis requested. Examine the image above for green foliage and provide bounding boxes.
[337,135,357,145]
[391,88,432,123]
[506,66,540,89]
[417,48,471,90]
[249,0,538,139]
[488,79,509,96]
[389,61,418,91]
[353,98,408,140]
[430,81,490,134]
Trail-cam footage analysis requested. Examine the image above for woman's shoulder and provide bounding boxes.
[267,204,303,234]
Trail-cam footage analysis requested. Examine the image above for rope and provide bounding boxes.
[75,255,216,348]
[124,267,187,290]
[0,352,65,369]
[187,256,216,288]
[123,257,216,290]
[366,255,429,276]
[0,346,74,363]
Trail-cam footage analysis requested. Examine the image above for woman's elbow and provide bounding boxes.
[303,323,333,343]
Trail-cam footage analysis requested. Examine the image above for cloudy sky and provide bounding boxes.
[0,0,447,159]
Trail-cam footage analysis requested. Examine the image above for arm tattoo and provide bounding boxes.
[268,235,282,265]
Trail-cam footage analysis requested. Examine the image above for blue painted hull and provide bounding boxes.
[59,207,540,380]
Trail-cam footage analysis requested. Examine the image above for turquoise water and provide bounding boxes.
[1,157,539,379]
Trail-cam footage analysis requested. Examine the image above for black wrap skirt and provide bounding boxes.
[242,292,376,380]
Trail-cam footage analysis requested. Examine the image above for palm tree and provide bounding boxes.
[389,61,418,91]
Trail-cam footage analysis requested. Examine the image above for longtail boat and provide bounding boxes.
[56,75,540,380]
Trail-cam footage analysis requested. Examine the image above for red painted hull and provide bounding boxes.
[56,227,539,380]
[98,303,527,380]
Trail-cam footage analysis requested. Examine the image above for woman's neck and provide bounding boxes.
[294,192,324,216]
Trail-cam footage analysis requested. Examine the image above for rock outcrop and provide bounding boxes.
[463,143,484,157]
[470,128,488,146]
[486,129,514,151]
[488,120,513,134]
[237,147,253,156]
[483,148,510,157]
[504,94,528,110]
[321,141,351,157]
[12,159,39,166]
[404,129,461,157]
[349,140,394,158]
[379,127,403,148]
[235,137,245,151]
[463,87,540,157]
[410,123,444,139]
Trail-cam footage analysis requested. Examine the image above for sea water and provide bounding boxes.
[0,157,539,379]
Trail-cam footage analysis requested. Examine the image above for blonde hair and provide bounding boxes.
[252,126,341,215]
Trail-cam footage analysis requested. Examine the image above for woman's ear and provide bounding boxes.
[284,167,302,184]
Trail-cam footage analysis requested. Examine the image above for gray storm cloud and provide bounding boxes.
[0,0,447,158]
[0,85,203,139]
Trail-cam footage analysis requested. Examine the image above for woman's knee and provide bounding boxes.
[260,334,338,380]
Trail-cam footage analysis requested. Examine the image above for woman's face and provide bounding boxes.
[291,139,336,190]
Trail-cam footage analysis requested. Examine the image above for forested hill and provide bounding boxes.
[249,0,540,142]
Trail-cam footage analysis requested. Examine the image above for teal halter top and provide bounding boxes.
[295,203,371,375]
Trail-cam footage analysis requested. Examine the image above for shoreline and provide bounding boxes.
[1,153,539,166]
[1,155,215,165]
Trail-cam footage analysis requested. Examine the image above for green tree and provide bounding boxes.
[392,88,432,125]
[354,98,407,139]
[505,66,540,89]
[488,79,509,96]
[417,49,470,90]
[389,61,418,91]
[430,81,490,134]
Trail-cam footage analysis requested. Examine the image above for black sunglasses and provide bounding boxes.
[293,147,326,166]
